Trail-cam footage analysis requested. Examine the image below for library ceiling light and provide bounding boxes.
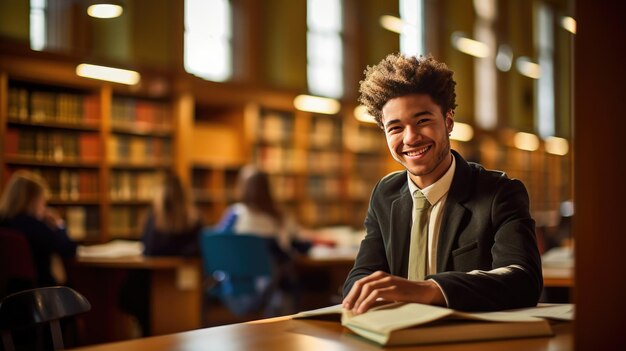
[354,105,377,124]
[516,57,541,79]
[496,45,513,72]
[561,16,577,34]
[87,2,124,19]
[514,132,540,151]
[294,95,340,115]
[76,64,140,85]
[451,32,489,58]
[545,136,569,155]
[450,122,474,142]
[379,15,414,34]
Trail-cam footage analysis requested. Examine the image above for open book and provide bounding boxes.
[294,303,573,346]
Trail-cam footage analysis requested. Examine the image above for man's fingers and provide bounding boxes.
[355,285,397,314]
[342,271,388,309]
[352,275,393,312]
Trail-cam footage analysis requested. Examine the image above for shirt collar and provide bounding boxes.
[407,154,456,205]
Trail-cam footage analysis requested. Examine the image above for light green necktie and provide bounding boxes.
[408,190,431,281]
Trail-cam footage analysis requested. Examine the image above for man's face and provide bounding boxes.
[381,93,454,188]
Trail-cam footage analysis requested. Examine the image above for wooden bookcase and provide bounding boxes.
[0,57,178,243]
[0,54,398,242]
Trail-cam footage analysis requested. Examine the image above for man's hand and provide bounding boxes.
[342,271,445,314]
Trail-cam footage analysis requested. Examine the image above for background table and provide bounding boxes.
[67,256,202,344]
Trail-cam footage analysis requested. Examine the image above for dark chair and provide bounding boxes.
[200,232,279,321]
[0,286,91,351]
[0,229,36,299]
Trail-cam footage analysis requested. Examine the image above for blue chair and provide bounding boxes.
[199,232,278,318]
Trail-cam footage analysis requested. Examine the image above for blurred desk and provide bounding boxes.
[68,256,202,345]
[543,267,574,288]
[294,250,355,309]
[542,247,574,288]
[70,315,573,351]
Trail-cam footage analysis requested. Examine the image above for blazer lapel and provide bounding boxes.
[437,150,472,272]
[389,189,413,278]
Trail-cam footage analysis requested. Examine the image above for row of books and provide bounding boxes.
[254,146,306,173]
[4,128,101,163]
[110,170,166,201]
[8,86,99,125]
[300,201,348,227]
[258,111,294,144]
[111,97,172,131]
[345,126,385,154]
[268,174,299,201]
[109,206,149,239]
[307,175,343,199]
[310,116,342,149]
[308,150,343,173]
[345,176,374,200]
[4,167,100,201]
[108,135,172,165]
[61,206,101,241]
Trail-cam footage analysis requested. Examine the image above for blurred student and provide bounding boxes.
[119,172,202,337]
[0,170,76,290]
[217,165,307,313]
[217,165,301,256]
[141,172,203,257]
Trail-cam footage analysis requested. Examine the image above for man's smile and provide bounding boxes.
[403,144,432,158]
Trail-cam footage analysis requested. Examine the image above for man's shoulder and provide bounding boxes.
[463,160,527,193]
[377,170,407,190]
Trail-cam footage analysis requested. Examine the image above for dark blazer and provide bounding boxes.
[343,150,542,311]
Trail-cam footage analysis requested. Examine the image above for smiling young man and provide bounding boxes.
[342,54,542,313]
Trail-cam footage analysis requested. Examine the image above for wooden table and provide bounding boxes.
[67,256,202,344]
[542,267,574,288]
[70,315,573,351]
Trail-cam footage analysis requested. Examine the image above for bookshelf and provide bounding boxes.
[107,95,174,239]
[0,55,409,241]
[1,78,104,241]
[186,101,248,224]
[0,61,178,243]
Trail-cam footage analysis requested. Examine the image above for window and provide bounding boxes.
[536,2,555,138]
[30,0,47,51]
[399,0,424,56]
[307,0,343,99]
[184,0,232,82]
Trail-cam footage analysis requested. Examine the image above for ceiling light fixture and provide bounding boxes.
[514,132,540,151]
[451,32,490,58]
[450,122,474,142]
[76,63,140,85]
[561,16,576,34]
[516,57,541,79]
[293,95,341,115]
[87,2,124,19]
[353,105,377,124]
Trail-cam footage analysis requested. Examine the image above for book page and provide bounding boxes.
[343,303,453,333]
[293,304,342,319]
[500,303,575,321]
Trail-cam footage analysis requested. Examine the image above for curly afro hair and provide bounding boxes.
[358,53,457,128]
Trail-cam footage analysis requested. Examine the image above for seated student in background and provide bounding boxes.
[217,164,303,257]
[0,170,77,291]
[217,165,305,313]
[342,53,542,314]
[141,172,203,256]
[119,172,202,337]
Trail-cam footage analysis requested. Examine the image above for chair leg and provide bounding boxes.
[50,319,64,350]
[1,330,15,351]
